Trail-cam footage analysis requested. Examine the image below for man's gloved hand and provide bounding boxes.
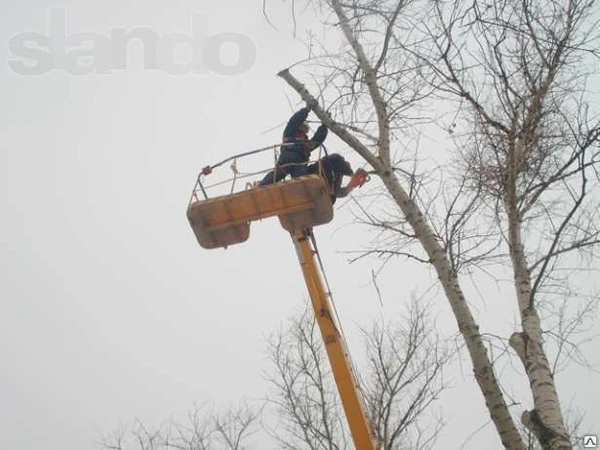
[346,168,370,190]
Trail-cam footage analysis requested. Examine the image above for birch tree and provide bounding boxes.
[263,0,600,448]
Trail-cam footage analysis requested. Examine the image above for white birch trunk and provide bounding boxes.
[506,140,571,450]
[378,170,526,450]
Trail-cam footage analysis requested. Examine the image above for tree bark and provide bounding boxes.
[505,140,571,449]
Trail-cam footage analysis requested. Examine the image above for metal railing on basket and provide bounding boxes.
[188,143,330,205]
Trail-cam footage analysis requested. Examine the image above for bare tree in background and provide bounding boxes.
[263,0,600,448]
[100,402,260,450]
[264,301,449,450]
[265,308,348,450]
[426,4,600,449]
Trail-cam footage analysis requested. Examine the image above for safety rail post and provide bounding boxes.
[291,229,378,450]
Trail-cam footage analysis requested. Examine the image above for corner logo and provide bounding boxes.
[7,8,256,75]
[584,435,598,448]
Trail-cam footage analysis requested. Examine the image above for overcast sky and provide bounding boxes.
[1,1,598,449]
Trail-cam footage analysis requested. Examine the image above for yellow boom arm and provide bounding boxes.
[188,170,378,449]
[291,229,378,450]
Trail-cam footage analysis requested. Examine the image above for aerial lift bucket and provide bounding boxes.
[187,175,334,249]
[187,157,378,448]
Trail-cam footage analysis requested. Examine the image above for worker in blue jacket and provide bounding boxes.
[259,107,328,186]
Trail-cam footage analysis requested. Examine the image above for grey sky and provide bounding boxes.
[1,1,598,449]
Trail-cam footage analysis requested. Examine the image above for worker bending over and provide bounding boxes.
[308,154,369,204]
